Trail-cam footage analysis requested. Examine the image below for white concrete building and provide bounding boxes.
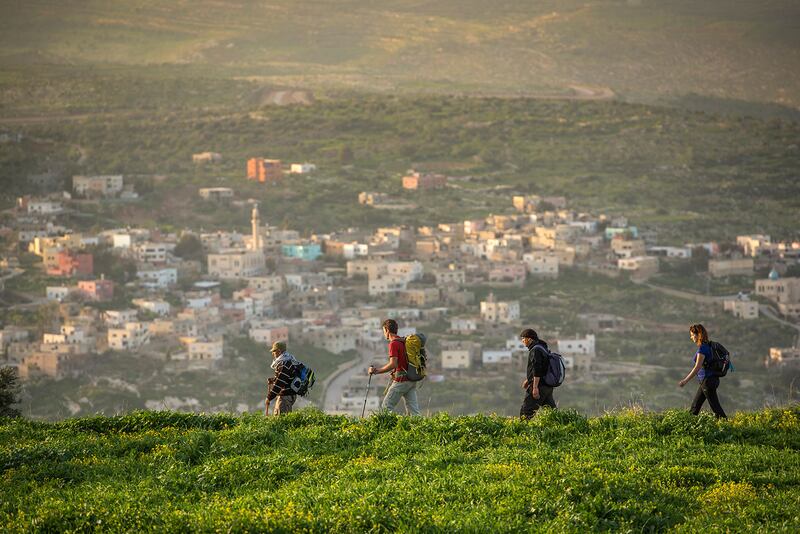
[618,256,659,279]
[434,267,466,286]
[441,349,472,369]
[207,249,265,279]
[342,243,370,259]
[737,235,772,257]
[104,309,139,327]
[185,294,215,310]
[248,325,289,346]
[387,261,424,282]
[247,276,285,292]
[137,268,178,289]
[482,349,513,365]
[42,325,90,348]
[723,297,759,320]
[480,295,520,324]
[135,242,170,264]
[523,251,559,278]
[198,187,234,201]
[72,175,124,198]
[112,233,132,249]
[368,276,409,296]
[108,322,150,351]
[46,286,71,302]
[450,317,478,334]
[556,334,596,371]
[132,298,171,317]
[768,347,800,367]
[183,337,224,361]
[290,163,316,174]
[647,246,692,259]
[27,200,63,215]
[298,327,357,354]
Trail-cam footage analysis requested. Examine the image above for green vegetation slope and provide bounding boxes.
[1,0,799,108]
[2,408,799,531]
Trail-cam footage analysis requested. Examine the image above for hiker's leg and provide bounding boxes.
[703,378,727,419]
[382,381,403,412]
[690,384,706,415]
[520,391,540,419]
[540,385,556,409]
[275,394,295,415]
[403,383,421,416]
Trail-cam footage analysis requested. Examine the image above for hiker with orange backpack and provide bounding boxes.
[368,319,424,416]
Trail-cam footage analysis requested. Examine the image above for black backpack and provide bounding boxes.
[705,341,731,377]
[535,344,566,388]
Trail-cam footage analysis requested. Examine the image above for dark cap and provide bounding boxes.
[519,328,538,340]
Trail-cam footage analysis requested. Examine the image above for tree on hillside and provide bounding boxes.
[89,246,138,284]
[174,234,204,262]
[0,367,21,418]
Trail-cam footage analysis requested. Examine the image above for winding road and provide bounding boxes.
[639,280,800,347]
[321,347,383,413]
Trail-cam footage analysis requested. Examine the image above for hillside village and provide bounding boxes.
[1,161,800,417]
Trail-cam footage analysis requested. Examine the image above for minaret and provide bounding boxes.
[251,203,262,250]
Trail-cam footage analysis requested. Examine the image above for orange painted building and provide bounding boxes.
[247,158,283,183]
[47,251,93,278]
[78,279,114,301]
[402,171,447,190]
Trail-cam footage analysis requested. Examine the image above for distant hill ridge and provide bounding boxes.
[1,0,799,109]
[2,407,799,530]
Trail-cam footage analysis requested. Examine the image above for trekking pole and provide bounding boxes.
[361,373,372,418]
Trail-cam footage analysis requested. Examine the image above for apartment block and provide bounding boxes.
[723,298,759,320]
[618,256,659,279]
[480,295,520,324]
[402,171,447,190]
[523,252,559,278]
[108,322,150,351]
[72,175,123,198]
[247,158,283,183]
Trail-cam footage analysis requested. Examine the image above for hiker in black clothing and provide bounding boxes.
[520,328,556,418]
[679,323,727,419]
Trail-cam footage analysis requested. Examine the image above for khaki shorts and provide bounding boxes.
[274,394,296,415]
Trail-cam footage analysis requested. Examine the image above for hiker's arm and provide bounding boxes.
[266,368,282,402]
[369,357,398,375]
[531,376,541,398]
[679,354,704,387]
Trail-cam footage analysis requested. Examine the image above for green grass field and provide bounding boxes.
[2,408,799,532]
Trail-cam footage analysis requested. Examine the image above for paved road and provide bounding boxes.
[638,280,734,305]
[760,305,800,347]
[322,348,383,413]
[641,280,799,347]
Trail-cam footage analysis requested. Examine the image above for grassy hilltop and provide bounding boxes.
[1,0,799,108]
[2,408,800,532]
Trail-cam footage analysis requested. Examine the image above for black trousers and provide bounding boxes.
[520,384,556,419]
[690,376,727,419]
